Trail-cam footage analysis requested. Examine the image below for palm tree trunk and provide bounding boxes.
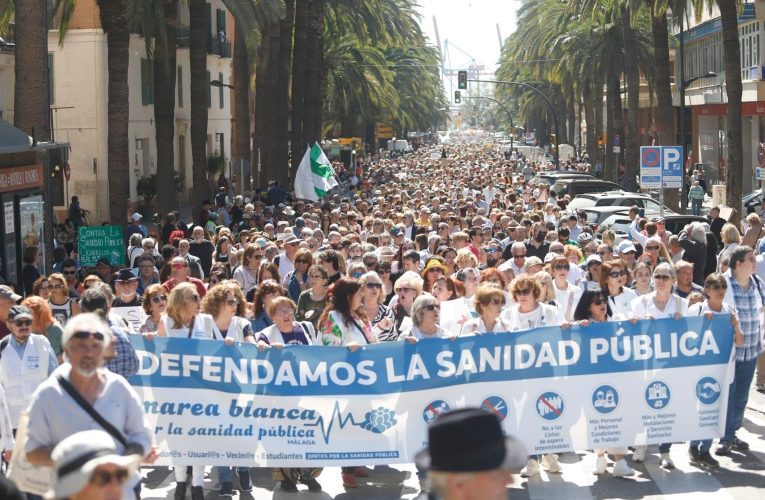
[719,0,743,223]
[594,79,604,166]
[566,95,576,146]
[274,0,294,186]
[97,0,131,224]
[232,19,251,193]
[583,82,597,163]
[606,71,623,183]
[189,0,209,203]
[651,7,678,210]
[154,0,179,215]
[14,0,50,141]
[254,23,273,188]
[303,0,325,143]
[621,5,639,192]
[291,0,309,171]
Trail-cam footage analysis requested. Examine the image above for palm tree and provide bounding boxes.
[189,0,208,203]
[11,0,50,141]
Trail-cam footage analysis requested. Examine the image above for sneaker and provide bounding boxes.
[354,466,370,477]
[593,456,607,475]
[219,481,234,496]
[521,458,540,478]
[660,453,675,469]
[541,454,561,473]
[756,384,765,393]
[190,486,204,500]
[731,437,750,451]
[716,442,732,456]
[342,472,358,488]
[632,446,646,463]
[699,450,720,467]
[300,478,322,492]
[237,469,252,492]
[174,482,187,500]
[279,479,298,492]
[612,459,635,477]
[689,445,700,464]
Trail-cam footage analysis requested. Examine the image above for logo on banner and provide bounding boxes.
[592,385,619,414]
[480,396,509,422]
[645,380,671,409]
[422,400,451,424]
[695,376,721,405]
[536,391,565,420]
[362,407,397,433]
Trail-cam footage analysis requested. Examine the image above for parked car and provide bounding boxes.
[578,207,663,232]
[598,213,707,243]
[530,171,595,186]
[550,179,621,198]
[567,191,668,212]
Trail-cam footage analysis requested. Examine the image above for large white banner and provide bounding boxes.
[129,316,735,466]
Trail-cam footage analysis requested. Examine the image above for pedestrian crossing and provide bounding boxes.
[140,402,765,499]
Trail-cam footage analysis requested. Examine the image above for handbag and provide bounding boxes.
[7,410,55,495]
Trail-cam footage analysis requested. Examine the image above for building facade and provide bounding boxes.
[45,0,234,222]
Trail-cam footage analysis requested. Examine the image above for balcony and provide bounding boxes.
[208,35,231,58]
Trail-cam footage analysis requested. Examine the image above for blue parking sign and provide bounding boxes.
[661,146,683,188]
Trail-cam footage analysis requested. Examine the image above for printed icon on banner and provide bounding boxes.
[361,407,397,433]
[695,376,721,405]
[422,400,451,424]
[536,391,565,421]
[592,385,619,414]
[645,380,671,409]
[480,396,509,422]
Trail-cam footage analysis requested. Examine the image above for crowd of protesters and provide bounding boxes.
[0,131,763,497]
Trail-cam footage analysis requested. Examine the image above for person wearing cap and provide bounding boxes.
[0,284,21,339]
[26,313,155,495]
[275,233,301,288]
[580,254,602,291]
[112,269,142,308]
[124,212,146,241]
[414,407,526,500]
[616,240,638,270]
[0,305,58,432]
[46,429,143,500]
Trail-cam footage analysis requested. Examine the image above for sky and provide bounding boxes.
[416,0,521,75]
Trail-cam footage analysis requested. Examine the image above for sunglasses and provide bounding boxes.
[487,298,505,306]
[424,304,440,311]
[515,288,531,296]
[397,287,416,294]
[645,245,660,251]
[352,272,363,279]
[14,319,32,327]
[365,282,383,290]
[90,468,130,487]
[52,284,65,290]
[296,259,310,265]
[151,295,167,303]
[512,254,526,259]
[653,274,672,281]
[609,270,626,278]
[592,297,607,306]
[171,263,187,269]
[73,331,105,341]
[554,264,570,271]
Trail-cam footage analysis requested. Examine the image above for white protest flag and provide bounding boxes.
[310,142,338,197]
[294,146,319,201]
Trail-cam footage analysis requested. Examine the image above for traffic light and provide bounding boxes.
[454,90,461,104]
[458,70,468,90]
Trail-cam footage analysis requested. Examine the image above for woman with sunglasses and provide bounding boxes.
[297,265,329,329]
[503,275,561,333]
[47,272,80,326]
[629,262,688,468]
[285,248,313,301]
[374,262,396,304]
[460,284,512,336]
[571,289,636,477]
[359,271,395,341]
[599,260,637,320]
[233,243,263,296]
[318,278,377,488]
[400,293,449,341]
[139,284,166,334]
[549,256,582,322]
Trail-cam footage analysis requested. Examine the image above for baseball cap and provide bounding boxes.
[8,305,33,322]
[0,285,21,303]
[131,212,142,222]
[115,268,138,282]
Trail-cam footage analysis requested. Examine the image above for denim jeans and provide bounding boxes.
[723,357,758,442]
[691,198,702,216]
[690,439,712,452]
[217,466,249,484]
[658,443,671,454]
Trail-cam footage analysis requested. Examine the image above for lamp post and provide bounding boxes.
[468,79,559,168]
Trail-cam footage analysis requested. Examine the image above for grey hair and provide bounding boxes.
[62,312,112,349]
[653,262,676,280]
[129,233,143,247]
[689,222,706,244]
[411,294,438,328]
[511,241,526,252]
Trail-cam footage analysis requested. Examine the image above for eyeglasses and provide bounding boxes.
[554,264,570,271]
[51,284,65,290]
[608,270,626,278]
[512,254,526,259]
[72,331,105,341]
[645,245,660,251]
[90,468,129,487]
[365,282,383,290]
[653,274,672,281]
[171,263,187,269]
[397,287,416,294]
[13,319,32,327]
[151,295,167,303]
[424,304,440,311]
[515,288,531,296]
[487,298,505,306]
[352,272,363,279]
[484,248,499,254]
[140,264,154,269]
[309,274,325,279]
[592,297,607,306]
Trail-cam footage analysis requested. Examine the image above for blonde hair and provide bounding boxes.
[454,248,478,269]
[473,284,506,316]
[720,223,741,245]
[533,271,556,302]
[166,282,199,328]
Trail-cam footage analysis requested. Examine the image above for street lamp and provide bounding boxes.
[679,70,716,212]
[210,79,234,89]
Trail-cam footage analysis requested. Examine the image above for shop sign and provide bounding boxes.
[0,164,44,193]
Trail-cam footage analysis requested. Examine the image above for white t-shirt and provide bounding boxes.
[502,303,561,332]
[688,301,736,317]
[459,317,513,336]
[608,287,638,320]
[554,282,583,322]
[630,292,688,319]
[161,313,222,340]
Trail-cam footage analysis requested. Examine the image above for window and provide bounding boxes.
[141,58,154,105]
[47,53,55,106]
[216,9,226,36]
[218,72,224,108]
[206,70,211,108]
[177,65,183,107]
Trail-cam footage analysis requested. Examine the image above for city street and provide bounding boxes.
[140,387,765,499]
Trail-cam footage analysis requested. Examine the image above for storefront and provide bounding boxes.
[0,119,67,294]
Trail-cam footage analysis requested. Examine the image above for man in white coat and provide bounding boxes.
[0,305,57,431]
